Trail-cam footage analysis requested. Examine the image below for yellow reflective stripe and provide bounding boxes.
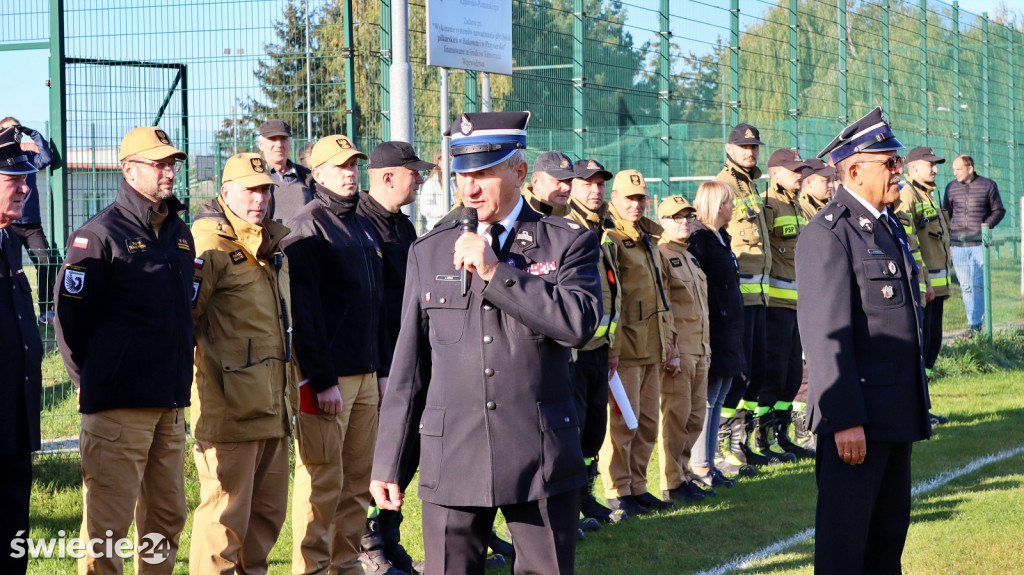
[593,314,612,337]
[768,286,798,300]
[609,320,618,334]
[773,215,798,227]
[740,283,767,294]
[930,276,949,287]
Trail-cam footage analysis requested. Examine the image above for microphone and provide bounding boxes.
[459,207,478,296]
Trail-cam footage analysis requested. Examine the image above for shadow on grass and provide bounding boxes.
[33,452,82,491]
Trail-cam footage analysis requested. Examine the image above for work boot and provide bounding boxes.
[606,494,648,518]
[774,410,816,459]
[359,517,408,575]
[634,491,676,511]
[377,509,421,574]
[793,407,817,451]
[580,463,621,523]
[717,420,757,477]
[741,411,786,466]
[663,480,708,502]
[929,412,950,425]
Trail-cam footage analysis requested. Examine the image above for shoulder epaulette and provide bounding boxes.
[816,201,847,229]
[540,215,585,233]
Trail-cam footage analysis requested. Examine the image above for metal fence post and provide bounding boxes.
[982,13,990,172]
[48,0,68,255]
[465,70,478,113]
[982,223,992,338]
[572,0,585,160]
[789,0,798,149]
[952,1,960,154]
[729,0,740,127]
[343,0,355,141]
[919,0,928,138]
[883,0,890,111]
[838,0,848,125]
[380,0,392,141]
[659,0,671,197]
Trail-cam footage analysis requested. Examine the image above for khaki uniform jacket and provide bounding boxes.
[659,239,710,356]
[567,198,621,351]
[799,192,829,222]
[524,189,570,218]
[606,205,672,367]
[716,159,771,306]
[893,192,930,300]
[764,181,805,311]
[190,197,297,442]
[898,178,952,298]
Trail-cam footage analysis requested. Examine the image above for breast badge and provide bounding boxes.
[881,285,894,299]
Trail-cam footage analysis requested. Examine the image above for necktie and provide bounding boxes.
[488,223,505,257]
[881,213,912,261]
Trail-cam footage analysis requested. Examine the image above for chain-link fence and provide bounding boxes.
[2,0,1022,452]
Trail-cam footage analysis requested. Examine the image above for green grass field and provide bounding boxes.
[24,332,1024,574]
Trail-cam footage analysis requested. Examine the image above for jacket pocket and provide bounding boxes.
[221,358,281,421]
[538,401,583,485]
[422,286,471,345]
[418,407,445,490]
[861,257,906,309]
[80,412,123,489]
[295,411,340,466]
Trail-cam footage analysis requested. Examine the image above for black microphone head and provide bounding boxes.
[460,207,478,229]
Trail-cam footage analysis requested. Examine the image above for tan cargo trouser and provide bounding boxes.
[598,363,661,498]
[291,373,378,575]
[190,436,290,575]
[658,353,709,492]
[78,407,187,575]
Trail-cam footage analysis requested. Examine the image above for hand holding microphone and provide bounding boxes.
[459,208,477,296]
[454,207,499,293]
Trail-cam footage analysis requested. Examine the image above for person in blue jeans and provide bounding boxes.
[0,117,55,324]
[943,154,1005,331]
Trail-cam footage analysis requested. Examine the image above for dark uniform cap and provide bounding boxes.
[728,123,765,146]
[906,146,945,165]
[259,119,292,138]
[444,111,529,173]
[803,158,837,180]
[369,141,437,171]
[0,126,38,175]
[767,148,811,172]
[817,106,904,164]
[573,159,613,181]
[532,151,576,181]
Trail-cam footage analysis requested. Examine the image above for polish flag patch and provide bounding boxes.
[73,236,89,249]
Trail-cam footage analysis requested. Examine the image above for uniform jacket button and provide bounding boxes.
[486,401,497,410]
[484,368,495,376]
[439,297,447,304]
[505,278,515,287]
[483,304,493,311]
[483,335,493,344]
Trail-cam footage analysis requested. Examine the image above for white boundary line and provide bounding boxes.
[695,445,1024,575]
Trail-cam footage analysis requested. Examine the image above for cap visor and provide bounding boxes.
[230,173,276,188]
[452,149,517,173]
[137,144,188,161]
[406,159,437,171]
[260,130,290,138]
[325,149,368,166]
[0,160,39,175]
[861,137,905,153]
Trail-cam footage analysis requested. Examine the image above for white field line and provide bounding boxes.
[695,445,1024,575]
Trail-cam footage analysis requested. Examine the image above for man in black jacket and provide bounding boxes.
[797,108,931,575]
[357,141,434,575]
[258,119,316,224]
[55,126,193,574]
[0,126,44,575]
[370,111,601,575]
[284,135,390,575]
[943,154,1005,331]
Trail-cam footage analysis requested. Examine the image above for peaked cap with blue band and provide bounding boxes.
[0,126,39,175]
[445,111,529,173]
[817,107,904,164]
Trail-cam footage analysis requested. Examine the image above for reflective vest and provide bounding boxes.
[716,159,771,306]
[898,179,953,298]
[764,181,804,310]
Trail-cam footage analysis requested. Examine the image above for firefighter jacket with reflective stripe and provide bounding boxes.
[898,178,952,298]
[659,238,710,356]
[764,181,804,311]
[893,194,930,301]
[567,198,620,351]
[716,158,771,306]
[799,192,828,222]
[190,197,297,442]
[524,189,570,218]
[606,205,672,367]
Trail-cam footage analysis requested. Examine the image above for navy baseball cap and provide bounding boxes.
[573,159,613,181]
[532,151,576,180]
[818,107,904,164]
[803,158,837,180]
[369,141,436,171]
[445,111,529,173]
[728,123,765,146]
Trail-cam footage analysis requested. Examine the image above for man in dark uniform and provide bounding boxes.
[257,119,316,224]
[369,111,601,575]
[0,126,44,575]
[525,150,576,217]
[796,107,932,575]
[357,141,434,575]
[55,126,194,574]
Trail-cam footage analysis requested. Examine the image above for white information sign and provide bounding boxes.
[426,0,513,75]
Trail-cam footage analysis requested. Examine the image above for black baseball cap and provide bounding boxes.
[728,123,765,146]
[767,148,810,172]
[259,119,292,138]
[532,151,577,181]
[368,141,436,171]
[906,146,945,164]
[803,158,837,180]
[573,159,613,181]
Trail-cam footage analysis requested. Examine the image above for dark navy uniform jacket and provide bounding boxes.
[54,181,195,414]
[372,204,602,507]
[0,230,43,453]
[795,186,931,444]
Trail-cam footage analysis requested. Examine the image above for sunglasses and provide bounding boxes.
[855,155,903,172]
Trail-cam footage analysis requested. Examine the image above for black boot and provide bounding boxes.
[740,410,784,466]
[359,517,408,575]
[580,461,620,523]
[716,414,757,477]
[378,509,423,574]
[754,411,798,463]
[773,410,815,459]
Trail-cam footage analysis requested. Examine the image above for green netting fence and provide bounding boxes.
[2,0,1022,452]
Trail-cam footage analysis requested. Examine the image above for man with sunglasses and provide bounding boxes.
[55,126,194,574]
[796,107,932,574]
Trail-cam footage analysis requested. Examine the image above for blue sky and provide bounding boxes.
[0,0,1014,134]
